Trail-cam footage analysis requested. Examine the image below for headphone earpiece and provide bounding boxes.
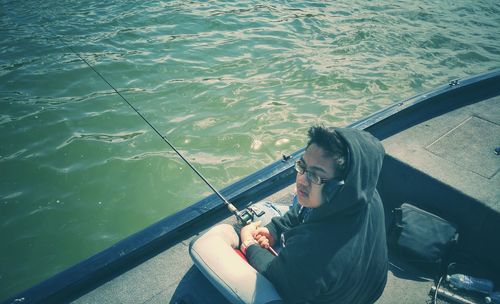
[323,179,345,203]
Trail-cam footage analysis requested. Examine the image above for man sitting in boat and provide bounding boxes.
[239,125,388,303]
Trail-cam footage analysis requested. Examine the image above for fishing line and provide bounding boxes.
[55,37,255,224]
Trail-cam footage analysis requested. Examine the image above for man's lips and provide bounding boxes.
[297,187,309,198]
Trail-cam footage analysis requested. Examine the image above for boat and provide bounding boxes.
[3,69,499,304]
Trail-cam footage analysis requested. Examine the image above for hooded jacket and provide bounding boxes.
[246,128,388,304]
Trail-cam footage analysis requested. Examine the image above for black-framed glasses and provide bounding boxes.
[294,160,331,185]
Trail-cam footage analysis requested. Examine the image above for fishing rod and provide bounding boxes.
[58,39,262,226]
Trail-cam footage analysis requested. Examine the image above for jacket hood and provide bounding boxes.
[308,127,385,221]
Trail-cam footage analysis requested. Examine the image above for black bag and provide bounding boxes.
[388,203,459,272]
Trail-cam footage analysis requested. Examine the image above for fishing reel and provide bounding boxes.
[236,206,265,226]
[227,203,265,227]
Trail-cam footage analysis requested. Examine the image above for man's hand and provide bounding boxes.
[253,226,275,249]
[240,221,276,249]
[240,221,261,244]
[240,221,278,256]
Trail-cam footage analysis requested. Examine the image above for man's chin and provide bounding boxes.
[298,196,322,209]
[297,197,311,208]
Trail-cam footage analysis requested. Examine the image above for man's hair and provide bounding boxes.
[306,125,347,179]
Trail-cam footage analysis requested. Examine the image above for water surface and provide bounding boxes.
[1,0,499,300]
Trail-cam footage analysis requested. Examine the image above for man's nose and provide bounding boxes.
[296,172,310,186]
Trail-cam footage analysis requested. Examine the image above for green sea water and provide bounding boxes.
[1,0,499,300]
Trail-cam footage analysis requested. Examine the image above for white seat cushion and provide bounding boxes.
[189,224,283,304]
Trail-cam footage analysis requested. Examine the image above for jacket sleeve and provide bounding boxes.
[252,232,329,303]
[245,245,275,273]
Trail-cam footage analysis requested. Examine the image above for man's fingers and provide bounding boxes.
[252,229,263,238]
[257,237,269,248]
[256,235,266,243]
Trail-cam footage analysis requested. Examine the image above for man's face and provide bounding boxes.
[296,144,336,208]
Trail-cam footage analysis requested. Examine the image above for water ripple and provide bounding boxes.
[57,130,146,149]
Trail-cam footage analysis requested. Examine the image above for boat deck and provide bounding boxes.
[382,94,499,210]
[73,95,499,304]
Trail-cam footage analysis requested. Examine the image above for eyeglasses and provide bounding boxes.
[294,160,331,185]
